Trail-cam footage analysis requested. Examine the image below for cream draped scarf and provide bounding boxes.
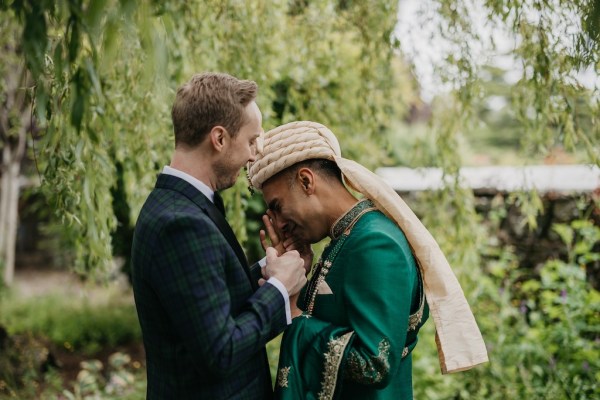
[248,121,488,374]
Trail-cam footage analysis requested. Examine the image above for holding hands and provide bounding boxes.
[262,248,306,298]
[260,210,314,274]
[260,210,314,318]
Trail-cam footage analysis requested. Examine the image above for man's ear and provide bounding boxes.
[297,168,315,195]
[209,126,228,152]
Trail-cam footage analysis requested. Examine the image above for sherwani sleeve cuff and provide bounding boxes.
[267,276,292,325]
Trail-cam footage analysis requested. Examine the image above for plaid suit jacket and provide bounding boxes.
[132,174,287,399]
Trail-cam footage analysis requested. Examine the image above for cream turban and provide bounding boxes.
[248,121,489,374]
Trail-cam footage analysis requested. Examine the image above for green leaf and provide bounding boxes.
[67,16,80,63]
[552,223,573,247]
[71,91,85,132]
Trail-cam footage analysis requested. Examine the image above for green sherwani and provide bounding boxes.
[274,200,428,400]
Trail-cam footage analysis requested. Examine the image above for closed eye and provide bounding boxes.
[268,200,281,213]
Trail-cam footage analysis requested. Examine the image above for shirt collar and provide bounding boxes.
[162,165,215,203]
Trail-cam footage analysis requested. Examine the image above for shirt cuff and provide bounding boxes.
[267,277,292,325]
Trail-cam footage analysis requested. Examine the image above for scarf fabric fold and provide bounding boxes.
[248,121,488,374]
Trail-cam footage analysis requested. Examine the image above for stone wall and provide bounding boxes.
[381,165,600,290]
[418,190,600,290]
[476,191,599,282]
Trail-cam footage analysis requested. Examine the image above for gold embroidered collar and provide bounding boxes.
[330,199,376,239]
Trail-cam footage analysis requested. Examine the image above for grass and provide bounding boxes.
[0,277,289,398]
[0,283,145,399]
[0,291,141,355]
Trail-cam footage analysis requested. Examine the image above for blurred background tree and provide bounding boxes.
[0,14,34,286]
[3,0,595,277]
[1,0,413,278]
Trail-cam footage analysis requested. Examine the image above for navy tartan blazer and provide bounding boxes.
[132,174,287,399]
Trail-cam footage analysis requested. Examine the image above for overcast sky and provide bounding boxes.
[395,0,599,102]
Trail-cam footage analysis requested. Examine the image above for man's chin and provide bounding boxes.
[216,174,240,191]
[217,183,232,191]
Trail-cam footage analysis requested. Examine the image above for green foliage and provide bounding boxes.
[391,4,600,393]
[0,294,141,355]
[2,0,410,274]
[267,334,283,384]
[0,351,146,400]
[60,352,146,400]
[420,0,600,167]
[0,288,144,398]
[0,261,5,295]
[0,328,60,398]
[0,365,64,400]
[406,199,600,399]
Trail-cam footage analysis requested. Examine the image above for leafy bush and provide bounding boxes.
[409,213,600,399]
[0,326,60,398]
[0,293,141,355]
[61,352,146,400]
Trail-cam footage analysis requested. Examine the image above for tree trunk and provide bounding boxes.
[0,145,10,280]
[0,67,28,286]
[0,26,32,286]
[0,129,25,286]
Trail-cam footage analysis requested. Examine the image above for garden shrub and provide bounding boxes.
[0,294,141,355]
[61,352,146,400]
[0,325,59,398]
[409,215,600,399]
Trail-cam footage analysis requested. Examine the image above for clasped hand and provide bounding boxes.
[260,210,314,274]
[260,211,313,317]
[261,247,306,298]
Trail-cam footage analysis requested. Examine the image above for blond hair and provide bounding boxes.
[171,72,258,147]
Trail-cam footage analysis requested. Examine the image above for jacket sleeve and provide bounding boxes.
[148,213,287,377]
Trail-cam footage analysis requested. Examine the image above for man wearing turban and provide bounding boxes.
[248,121,488,399]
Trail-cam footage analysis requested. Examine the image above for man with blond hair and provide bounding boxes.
[131,73,306,399]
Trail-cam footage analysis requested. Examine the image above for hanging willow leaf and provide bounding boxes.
[4,0,598,281]
[67,15,80,64]
[70,69,85,132]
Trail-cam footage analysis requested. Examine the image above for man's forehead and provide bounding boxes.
[262,174,287,198]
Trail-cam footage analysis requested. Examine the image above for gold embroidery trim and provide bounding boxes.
[306,260,332,315]
[318,332,354,400]
[407,290,425,331]
[346,338,391,384]
[408,263,426,331]
[304,199,376,315]
[330,199,376,239]
[277,366,291,388]
[304,234,347,316]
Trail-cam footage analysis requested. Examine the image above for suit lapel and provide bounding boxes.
[155,174,256,290]
[202,199,252,279]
